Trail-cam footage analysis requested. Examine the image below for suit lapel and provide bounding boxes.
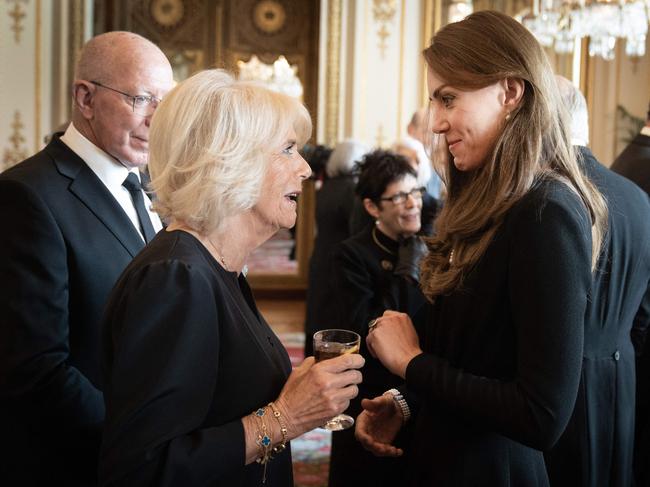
[47,137,145,257]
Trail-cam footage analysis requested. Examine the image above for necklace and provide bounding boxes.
[206,236,229,271]
[372,227,396,256]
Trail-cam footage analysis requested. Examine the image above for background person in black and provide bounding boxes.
[610,102,650,487]
[356,11,609,487]
[0,32,173,487]
[543,76,650,487]
[611,102,650,196]
[304,139,370,357]
[99,70,364,487]
[328,150,428,487]
[349,150,439,237]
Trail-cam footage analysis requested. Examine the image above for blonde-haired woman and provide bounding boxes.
[357,11,607,487]
[98,69,364,487]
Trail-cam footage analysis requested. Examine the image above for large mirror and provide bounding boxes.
[246,181,316,290]
[236,54,315,290]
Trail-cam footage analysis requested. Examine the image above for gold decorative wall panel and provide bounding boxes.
[2,111,28,170]
[372,0,396,58]
[325,0,342,146]
[7,0,28,43]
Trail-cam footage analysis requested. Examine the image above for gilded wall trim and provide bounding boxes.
[3,111,28,170]
[7,0,28,43]
[34,0,40,150]
[70,0,85,79]
[325,0,342,146]
[397,0,406,136]
[375,123,386,147]
[420,0,437,107]
[373,0,396,59]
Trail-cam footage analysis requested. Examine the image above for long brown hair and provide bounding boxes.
[420,11,607,299]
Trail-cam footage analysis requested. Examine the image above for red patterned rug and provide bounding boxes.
[278,332,331,486]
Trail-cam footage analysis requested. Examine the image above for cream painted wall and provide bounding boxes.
[317,0,427,148]
[1,0,51,170]
[0,0,91,172]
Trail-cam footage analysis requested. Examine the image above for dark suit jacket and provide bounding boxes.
[544,147,650,486]
[0,136,146,486]
[99,230,293,486]
[611,132,650,196]
[403,178,593,486]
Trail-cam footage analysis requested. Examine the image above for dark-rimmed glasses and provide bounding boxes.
[90,81,161,117]
[379,187,425,205]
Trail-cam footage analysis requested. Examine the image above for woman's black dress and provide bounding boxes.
[328,225,427,487]
[99,230,293,486]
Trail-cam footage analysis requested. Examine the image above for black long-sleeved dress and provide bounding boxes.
[99,230,293,486]
[402,178,593,486]
[328,225,427,487]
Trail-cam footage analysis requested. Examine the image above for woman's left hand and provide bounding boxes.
[366,310,422,378]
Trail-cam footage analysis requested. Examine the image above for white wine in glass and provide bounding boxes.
[313,329,361,431]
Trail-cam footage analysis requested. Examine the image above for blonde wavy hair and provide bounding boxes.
[148,69,312,234]
[420,11,607,299]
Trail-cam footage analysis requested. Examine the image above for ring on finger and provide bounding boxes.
[368,318,379,332]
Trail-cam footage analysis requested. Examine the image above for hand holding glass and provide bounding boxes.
[313,329,361,431]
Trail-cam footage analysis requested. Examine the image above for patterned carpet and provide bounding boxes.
[247,228,298,274]
[292,429,332,487]
[278,332,332,486]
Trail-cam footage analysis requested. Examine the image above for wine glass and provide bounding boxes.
[313,329,361,431]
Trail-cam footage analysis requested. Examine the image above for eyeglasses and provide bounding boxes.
[90,81,161,117]
[379,187,425,205]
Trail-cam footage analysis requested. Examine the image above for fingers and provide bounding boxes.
[329,383,358,408]
[354,414,403,457]
[358,434,404,457]
[316,352,365,373]
[362,440,404,457]
[366,336,378,358]
[299,356,316,368]
[382,309,406,318]
[360,395,391,413]
[309,368,362,395]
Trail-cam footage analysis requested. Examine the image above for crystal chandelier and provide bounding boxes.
[237,55,304,99]
[521,0,649,60]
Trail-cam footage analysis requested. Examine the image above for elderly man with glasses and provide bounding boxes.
[0,31,173,486]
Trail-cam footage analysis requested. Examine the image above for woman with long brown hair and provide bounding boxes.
[356,11,607,486]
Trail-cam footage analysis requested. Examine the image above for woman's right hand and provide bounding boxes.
[355,395,404,457]
[274,354,364,439]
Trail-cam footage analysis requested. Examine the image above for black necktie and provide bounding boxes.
[122,172,156,243]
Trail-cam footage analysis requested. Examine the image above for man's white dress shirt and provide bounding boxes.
[60,123,163,242]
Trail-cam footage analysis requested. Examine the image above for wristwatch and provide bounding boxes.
[385,388,411,423]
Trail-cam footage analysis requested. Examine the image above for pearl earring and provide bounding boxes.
[505,112,512,122]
